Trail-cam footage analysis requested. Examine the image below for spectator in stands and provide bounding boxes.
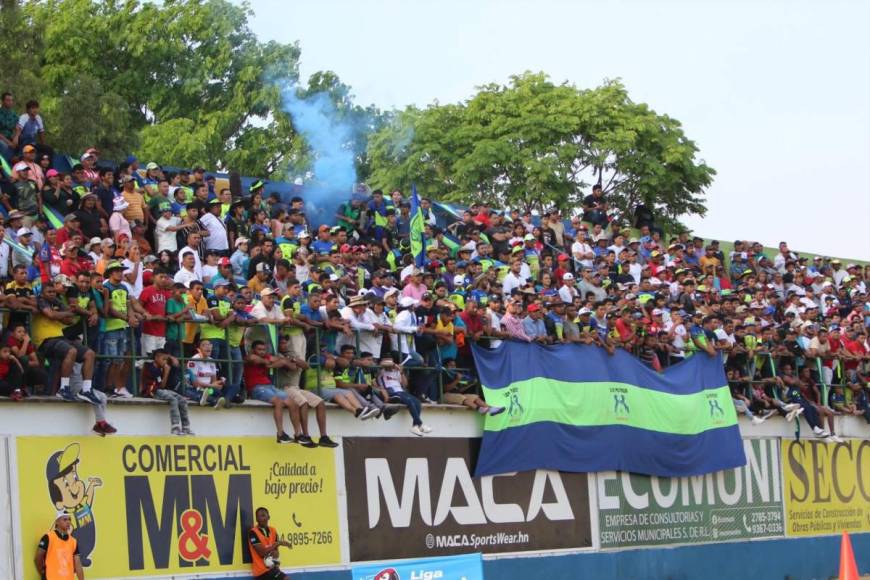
[244,339,303,444]
[377,357,431,436]
[142,349,194,435]
[0,92,16,161]
[14,100,47,157]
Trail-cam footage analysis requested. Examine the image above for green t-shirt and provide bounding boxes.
[165,297,184,341]
[103,282,129,332]
[201,295,231,340]
[281,296,304,336]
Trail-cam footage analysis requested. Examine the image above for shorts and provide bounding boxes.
[284,386,323,407]
[444,393,477,405]
[250,385,288,403]
[101,328,129,357]
[141,334,166,357]
[39,338,90,362]
[319,387,353,402]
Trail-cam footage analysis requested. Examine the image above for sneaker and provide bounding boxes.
[488,406,506,416]
[420,424,433,434]
[76,390,102,406]
[171,425,183,436]
[318,436,339,448]
[360,406,379,420]
[276,432,295,444]
[382,407,399,421]
[410,425,425,437]
[812,426,830,438]
[9,389,24,402]
[199,388,211,407]
[828,434,844,443]
[296,434,318,448]
[100,421,117,434]
[182,426,196,436]
[751,415,765,425]
[783,403,801,412]
[420,395,434,404]
[92,422,106,437]
[213,397,227,409]
[354,408,363,419]
[113,387,134,399]
[786,407,804,422]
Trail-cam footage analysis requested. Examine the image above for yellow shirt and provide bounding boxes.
[122,191,146,223]
[183,294,209,344]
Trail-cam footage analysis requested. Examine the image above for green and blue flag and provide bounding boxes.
[409,184,425,267]
[472,342,746,477]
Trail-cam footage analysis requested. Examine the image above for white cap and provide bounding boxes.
[652,308,663,315]
[88,236,102,246]
[260,288,275,296]
[384,287,399,299]
[459,242,475,252]
[16,227,32,237]
[563,273,574,281]
[398,296,418,308]
[234,236,250,247]
[112,197,130,212]
[578,307,592,315]
[453,274,465,286]
[13,162,30,172]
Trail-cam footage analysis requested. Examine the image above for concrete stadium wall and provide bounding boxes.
[1,399,868,580]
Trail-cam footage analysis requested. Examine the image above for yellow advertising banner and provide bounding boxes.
[782,439,870,537]
[16,436,341,579]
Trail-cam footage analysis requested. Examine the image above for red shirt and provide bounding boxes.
[842,338,865,370]
[825,337,843,369]
[243,356,272,391]
[60,258,82,278]
[7,335,34,356]
[139,285,172,336]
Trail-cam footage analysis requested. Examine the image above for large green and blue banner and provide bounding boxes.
[471,343,746,477]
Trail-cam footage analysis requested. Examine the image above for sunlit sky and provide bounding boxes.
[248,0,870,259]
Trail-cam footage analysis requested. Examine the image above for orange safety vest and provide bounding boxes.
[249,525,278,577]
[45,531,78,580]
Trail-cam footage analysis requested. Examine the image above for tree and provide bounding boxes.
[367,72,715,230]
[0,0,313,177]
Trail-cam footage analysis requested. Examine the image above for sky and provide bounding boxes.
[247,0,870,259]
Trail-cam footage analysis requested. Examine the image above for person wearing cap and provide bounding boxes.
[100,260,136,398]
[559,272,580,305]
[35,510,85,580]
[200,198,229,253]
[118,172,148,226]
[12,161,41,219]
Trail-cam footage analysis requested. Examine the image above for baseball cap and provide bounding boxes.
[16,227,32,237]
[213,279,231,287]
[88,236,102,246]
[145,162,160,170]
[218,257,231,266]
[453,274,466,286]
[22,144,36,153]
[105,261,124,272]
[527,304,541,312]
[578,307,592,315]
[13,162,30,172]
[260,287,275,296]
[563,273,575,281]
[234,236,250,246]
[523,234,535,242]
[255,262,272,273]
[558,253,570,261]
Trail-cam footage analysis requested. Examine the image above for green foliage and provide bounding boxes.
[0,0,343,178]
[368,72,715,228]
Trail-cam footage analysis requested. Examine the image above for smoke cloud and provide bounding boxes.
[280,84,357,227]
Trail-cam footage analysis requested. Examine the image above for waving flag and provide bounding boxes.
[472,342,745,477]
[409,184,425,267]
[42,205,64,229]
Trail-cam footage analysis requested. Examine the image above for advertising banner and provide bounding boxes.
[352,553,484,580]
[597,438,784,548]
[343,437,591,561]
[782,439,870,537]
[16,436,341,579]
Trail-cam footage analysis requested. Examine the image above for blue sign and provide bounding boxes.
[352,552,484,580]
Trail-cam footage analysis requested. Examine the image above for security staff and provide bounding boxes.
[248,507,291,580]
[35,511,84,580]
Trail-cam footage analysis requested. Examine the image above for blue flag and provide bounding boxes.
[409,184,425,267]
[472,342,746,478]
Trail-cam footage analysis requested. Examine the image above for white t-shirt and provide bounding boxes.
[122,259,144,299]
[559,285,578,304]
[188,354,217,388]
[379,369,405,394]
[155,215,180,253]
[178,245,203,279]
[173,267,199,288]
[200,212,229,251]
[250,301,286,322]
[487,309,503,348]
[202,264,218,285]
[502,272,527,295]
[571,241,594,268]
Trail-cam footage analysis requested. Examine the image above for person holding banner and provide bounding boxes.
[35,511,85,580]
[248,507,291,580]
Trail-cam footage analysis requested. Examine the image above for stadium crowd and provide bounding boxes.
[0,92,868,444]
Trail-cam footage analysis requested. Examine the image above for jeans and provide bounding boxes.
[226,346,243,402]
[0,140,13,163]
[152,388,190,427]
[390,391,422,426]
[207,338,227,378]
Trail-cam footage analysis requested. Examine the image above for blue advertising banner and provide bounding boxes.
[352,553,484,580]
